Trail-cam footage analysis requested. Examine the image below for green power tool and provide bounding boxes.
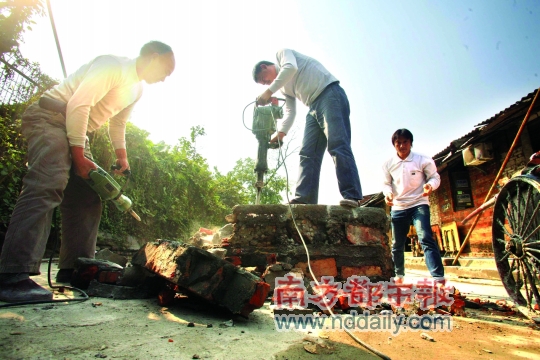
[86,165,141,221]
[252,98,283,204]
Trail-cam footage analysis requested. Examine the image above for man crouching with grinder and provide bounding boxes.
[0,41,175,302]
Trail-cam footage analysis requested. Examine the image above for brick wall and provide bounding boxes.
[432,141,530,257]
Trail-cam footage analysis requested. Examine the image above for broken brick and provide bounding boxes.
[131,240,269,317]
[72,258,124,289]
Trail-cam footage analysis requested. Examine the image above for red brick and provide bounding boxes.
[346,225,382,245]
[336,291,350,310]
[295,258,338,280]
[340,266,383,279]
[97,271,122,284]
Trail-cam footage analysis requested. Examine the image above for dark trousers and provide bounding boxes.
[294,83,363,204]
[0,103,101,274]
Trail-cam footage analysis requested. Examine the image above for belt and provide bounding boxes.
[39,97,67,117]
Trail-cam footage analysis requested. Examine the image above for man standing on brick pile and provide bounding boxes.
[0,41,175,303]
[382,128,445,285]
[252,48,363,207]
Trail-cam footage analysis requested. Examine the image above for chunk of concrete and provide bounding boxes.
[131,240,270,317]
[95,248,128,268]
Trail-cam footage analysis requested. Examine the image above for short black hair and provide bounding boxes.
[140,41,173,56]
[252,60,274,82]
[392,128,413,145]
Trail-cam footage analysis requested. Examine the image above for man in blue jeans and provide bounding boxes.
[252,49,363,207]
[382,129,445,284]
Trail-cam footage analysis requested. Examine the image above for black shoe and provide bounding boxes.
[0,278,53,303]
[288,199,306,205]
[339,199,360,208]
[55,269,74,283]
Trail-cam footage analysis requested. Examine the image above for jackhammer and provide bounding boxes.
[85,165,141,221]
[251,98,283,204]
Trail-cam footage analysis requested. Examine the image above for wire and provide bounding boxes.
[242,101,256,131]
[265,103,391,360]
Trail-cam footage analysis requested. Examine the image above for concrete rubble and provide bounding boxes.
[63,204,535,322]
[131,240,269,317]
[68,205,395,317]
[69,241,269,317]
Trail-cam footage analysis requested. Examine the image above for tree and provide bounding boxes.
[215,157,288,206]
[0,0,45,55]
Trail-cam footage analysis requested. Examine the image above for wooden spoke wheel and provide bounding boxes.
[492,175,540,310]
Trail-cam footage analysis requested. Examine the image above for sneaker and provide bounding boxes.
[339,199,359,208]
[55,269,74,283]
[392,276,405,285]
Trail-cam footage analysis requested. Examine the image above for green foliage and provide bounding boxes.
[88,124,236,243]
[214,158,287,206]
[0,112,289,245]
[0,0,45,55]
[0,113,26,225]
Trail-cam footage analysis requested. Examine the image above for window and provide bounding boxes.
[449,171,474,211]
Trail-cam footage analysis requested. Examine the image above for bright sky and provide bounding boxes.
[19,0,540,205]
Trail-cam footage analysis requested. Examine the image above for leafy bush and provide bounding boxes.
[1,113,288,247]
[0,112,26,226]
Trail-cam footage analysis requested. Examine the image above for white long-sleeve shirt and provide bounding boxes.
[382,152,441,210]
[43,55,143,149]
[267,49,338,134]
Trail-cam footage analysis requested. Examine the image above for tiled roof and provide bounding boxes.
[432,88,539,166]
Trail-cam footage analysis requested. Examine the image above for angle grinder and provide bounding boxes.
[85,164,141,221]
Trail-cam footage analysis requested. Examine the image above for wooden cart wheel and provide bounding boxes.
[492,175,540,309]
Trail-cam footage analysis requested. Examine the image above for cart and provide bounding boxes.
[491,162,540,314]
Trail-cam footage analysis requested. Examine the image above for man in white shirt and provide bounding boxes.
[0,41,175,302]
[253,49,363,207]
[382,129,445,284]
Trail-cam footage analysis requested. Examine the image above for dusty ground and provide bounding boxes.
[1,263,539,360]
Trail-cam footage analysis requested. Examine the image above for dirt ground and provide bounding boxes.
[1,264,539,360]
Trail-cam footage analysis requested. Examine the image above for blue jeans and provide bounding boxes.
[391,204,444,279]
[294,83,363,204]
